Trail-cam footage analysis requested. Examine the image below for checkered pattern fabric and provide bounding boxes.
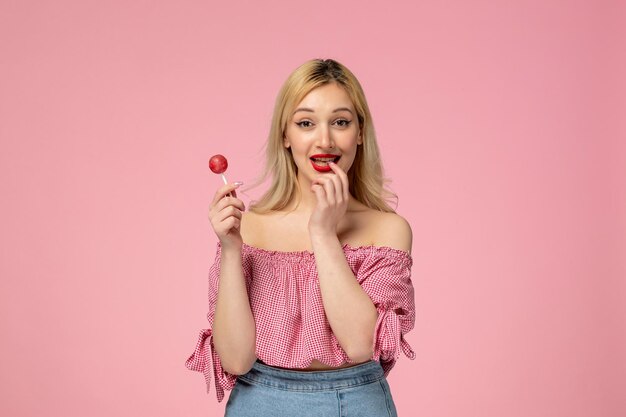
[185,242,416,402]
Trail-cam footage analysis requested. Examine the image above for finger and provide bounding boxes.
[329,162,349,201]
[214,196,246,212]
[209,197,245,227]
[216,205,243,223]
[211,183,242,208]
[213,213,241,235]
[223,216,241,232]
[326,169,344,205]
[212,209,242,235]
[311,183,327,207]
[315,177,336,206]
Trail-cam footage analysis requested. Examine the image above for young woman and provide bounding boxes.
[186,59,416,417]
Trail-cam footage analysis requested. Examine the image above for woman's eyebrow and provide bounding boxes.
[293,107,314,114]
[293,107,354,114]
[332,107,353,114]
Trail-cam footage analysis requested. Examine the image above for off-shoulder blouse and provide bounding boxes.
[185,242,416,402]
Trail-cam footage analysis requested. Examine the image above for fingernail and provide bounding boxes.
[234,181,244,186]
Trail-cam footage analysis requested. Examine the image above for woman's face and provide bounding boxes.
[283,82,362,184]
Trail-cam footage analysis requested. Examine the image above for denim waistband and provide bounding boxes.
[238,360,385,391]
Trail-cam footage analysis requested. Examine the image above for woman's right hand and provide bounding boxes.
[209,183,245,251]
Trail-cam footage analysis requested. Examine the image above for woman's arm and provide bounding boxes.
[212,246,257,375]
[208,185,257,375]
[311,214,412,362]
[309,162,412,362]
[311,233,378,362]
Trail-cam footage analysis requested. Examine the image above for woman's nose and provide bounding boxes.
[318,124,334,148]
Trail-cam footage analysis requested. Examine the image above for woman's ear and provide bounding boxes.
[283,135,291,148]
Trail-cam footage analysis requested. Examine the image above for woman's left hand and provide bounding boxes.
[308,161,349,237]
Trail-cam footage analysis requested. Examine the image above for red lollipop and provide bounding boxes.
[209,154,228,175]
[209,154,229,185]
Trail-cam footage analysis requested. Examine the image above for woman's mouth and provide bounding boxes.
[310,154,341,172]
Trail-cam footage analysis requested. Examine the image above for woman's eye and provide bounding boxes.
[296,121,313,128]
[335,119,351,127]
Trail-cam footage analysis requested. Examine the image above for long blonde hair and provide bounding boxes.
[248,59,397,213]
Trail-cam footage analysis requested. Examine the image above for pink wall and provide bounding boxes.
[1,1,624,416]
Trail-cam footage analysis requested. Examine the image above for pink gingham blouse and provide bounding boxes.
[185,242,416,402]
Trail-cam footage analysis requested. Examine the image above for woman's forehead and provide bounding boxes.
[293,83,355,113]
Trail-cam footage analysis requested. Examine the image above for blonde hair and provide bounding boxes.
[248,58,397,213]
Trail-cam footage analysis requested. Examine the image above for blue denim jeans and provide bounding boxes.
[224,359,398,417]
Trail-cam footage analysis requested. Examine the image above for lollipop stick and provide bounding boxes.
[221,173,233,197]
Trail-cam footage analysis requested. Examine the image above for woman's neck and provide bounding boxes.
[281,181,364,215]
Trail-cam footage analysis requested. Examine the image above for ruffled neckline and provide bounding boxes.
[216,241,412,262]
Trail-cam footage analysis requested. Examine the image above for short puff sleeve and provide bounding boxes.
[357,248,416,376]
[185,245,241,402]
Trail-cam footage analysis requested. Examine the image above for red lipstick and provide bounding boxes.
[310,154,341,172]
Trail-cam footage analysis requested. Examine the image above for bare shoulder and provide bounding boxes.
[363,210,413,253]
[240,210,262,245]
[240,209,288,248]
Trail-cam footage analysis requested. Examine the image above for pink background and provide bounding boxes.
[1,1,625,416]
